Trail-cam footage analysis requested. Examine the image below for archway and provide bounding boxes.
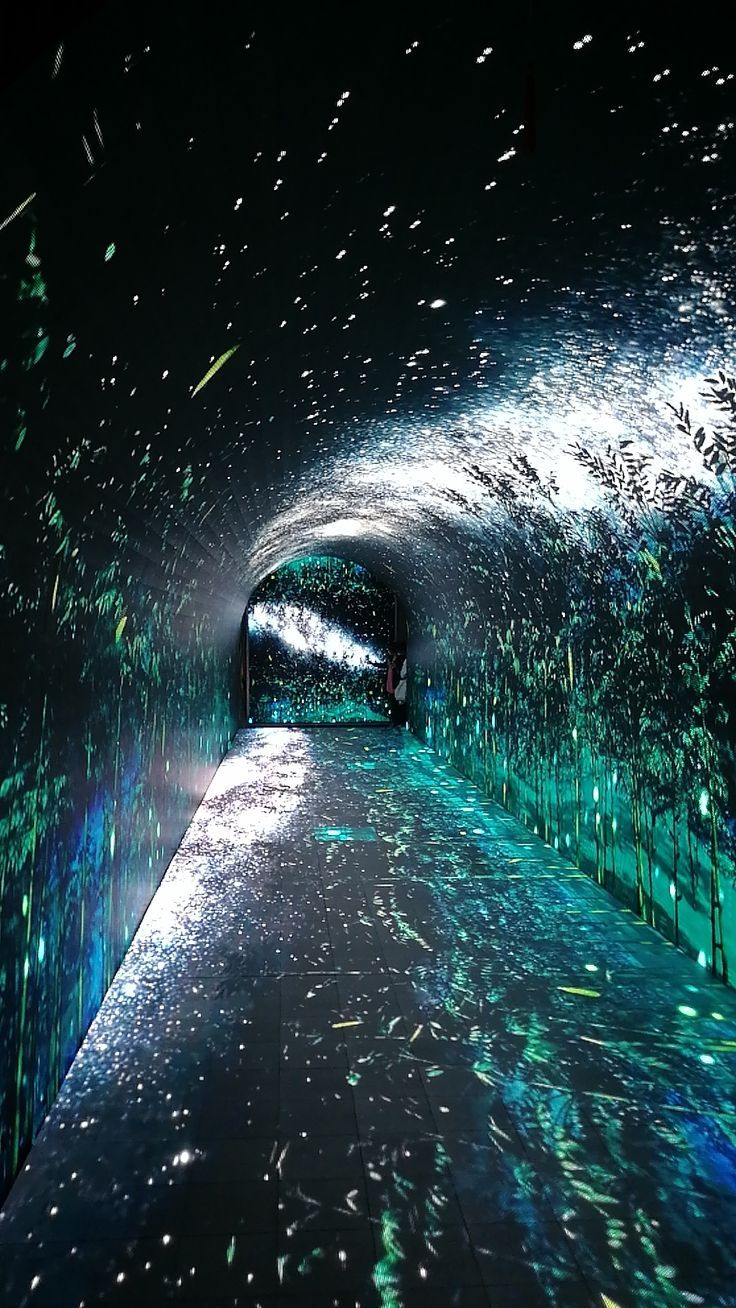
[244,555,406,725]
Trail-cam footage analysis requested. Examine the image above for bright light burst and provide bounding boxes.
[249,601,381,668]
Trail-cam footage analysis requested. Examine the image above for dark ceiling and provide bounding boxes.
[1,2,734,612]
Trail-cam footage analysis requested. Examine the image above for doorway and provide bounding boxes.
[244,556,405,725]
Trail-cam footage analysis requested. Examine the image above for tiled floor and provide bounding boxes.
[2,726,736,1306]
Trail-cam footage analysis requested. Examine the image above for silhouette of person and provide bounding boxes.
[391,646,407,726]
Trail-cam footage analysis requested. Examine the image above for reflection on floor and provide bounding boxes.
[2,727,736,1307]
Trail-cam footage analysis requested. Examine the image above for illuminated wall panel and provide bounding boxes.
[247,557,393,724]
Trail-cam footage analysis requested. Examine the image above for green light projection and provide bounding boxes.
[410,386,736,983]
[0,214,239,1201]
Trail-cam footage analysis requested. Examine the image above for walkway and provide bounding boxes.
[1,727,736,1307]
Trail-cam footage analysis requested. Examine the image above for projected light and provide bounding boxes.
[2,0,736,1228]
[312,518,396,541]
[249,602,381,669]
[247,557,394,726]
[312,825,378,841]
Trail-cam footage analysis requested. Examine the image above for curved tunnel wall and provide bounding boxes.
[407,519,736,982]
[1,3,736,1198]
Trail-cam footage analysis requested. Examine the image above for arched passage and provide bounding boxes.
[243,555,406,725]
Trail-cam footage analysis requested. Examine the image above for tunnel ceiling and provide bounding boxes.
[2,3,735,619]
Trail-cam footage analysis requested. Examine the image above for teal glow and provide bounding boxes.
[313,825,377,842]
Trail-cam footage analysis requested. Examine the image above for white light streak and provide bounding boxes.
[249,602,381,668]
[0,193,37,233]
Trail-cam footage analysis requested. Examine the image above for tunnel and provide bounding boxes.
[1,2,736,1303]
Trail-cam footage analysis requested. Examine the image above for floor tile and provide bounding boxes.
[280,1022,349,1068]
[466,1218,582,1290]
[279,1068,358,1136]
[370,1220,484,1290]
[276,1226,377,1295]
[278,1175,370,1232]
[276,1134,364,1182]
